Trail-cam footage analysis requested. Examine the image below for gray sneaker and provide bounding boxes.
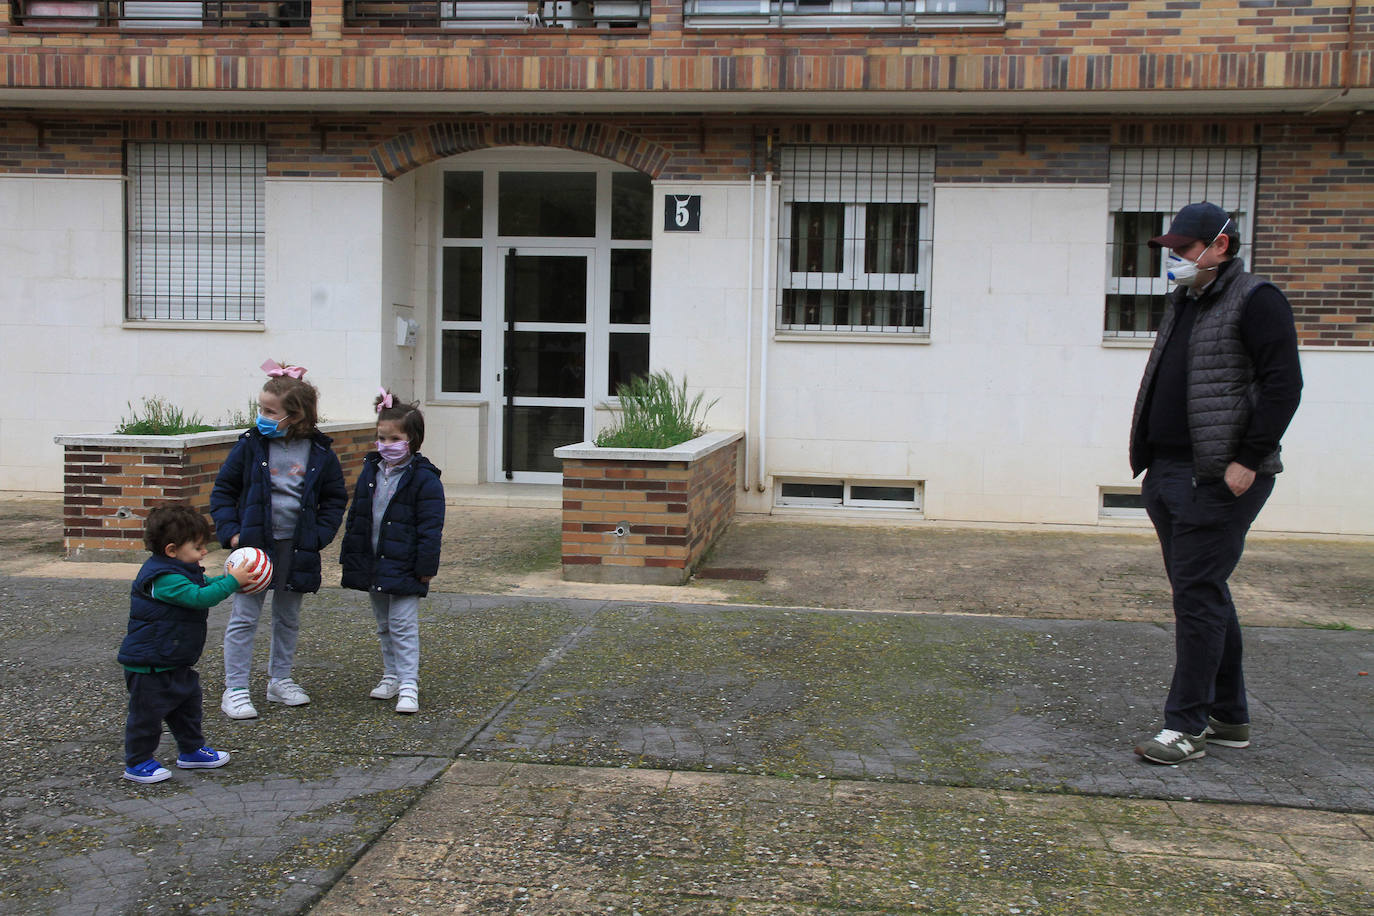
[1135,728,1206,764]
[1205,717,1252,748]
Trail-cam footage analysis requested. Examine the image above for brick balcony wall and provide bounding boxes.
[0,1,1369,96]
[558,432,742,586]
[58,423,376,560]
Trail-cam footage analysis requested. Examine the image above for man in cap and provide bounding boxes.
[1127,201,1303,765]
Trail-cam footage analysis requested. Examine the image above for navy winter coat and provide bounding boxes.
[339,453,445,597]
[209,428,347,594]
[117,555,209,669]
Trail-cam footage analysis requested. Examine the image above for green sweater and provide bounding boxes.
[151,572,240,609]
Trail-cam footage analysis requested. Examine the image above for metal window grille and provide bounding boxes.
[341,1,650,29]
[777,146,934,335]
[16,2,311,28]
[1105,147,1258,337]
[127,142,266,322]
[683,0,1004,28]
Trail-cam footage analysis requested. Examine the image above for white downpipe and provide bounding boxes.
[743,173,755,492]
[757,168,772,493]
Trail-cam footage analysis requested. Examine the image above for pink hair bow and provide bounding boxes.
[261,359,306,379]
[376,387,394,413]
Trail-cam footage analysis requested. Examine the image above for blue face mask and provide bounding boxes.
[255,414,286,438]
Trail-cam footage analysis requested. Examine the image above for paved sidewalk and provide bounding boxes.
[317,761,1374,915]
[0,496,1371,914]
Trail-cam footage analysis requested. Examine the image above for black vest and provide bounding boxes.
[1130,260,1284,480]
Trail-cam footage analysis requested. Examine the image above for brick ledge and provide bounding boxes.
[554,430,743,464]
[55,420,375,450]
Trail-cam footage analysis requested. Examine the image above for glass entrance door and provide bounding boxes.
[498,249,592,480]
[434,152,654,485]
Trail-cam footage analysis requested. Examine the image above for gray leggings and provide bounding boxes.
[223,540,305,688]
[223,588,304,687]
[370,592,420,685]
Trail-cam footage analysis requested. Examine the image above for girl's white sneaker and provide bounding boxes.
[370,675,399,700]
[266,677,311,706]
[395,682,419,714]
[221,687,258,720]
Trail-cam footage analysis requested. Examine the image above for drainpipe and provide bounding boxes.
[1305,0,1359,114]
[757,138,773,494]
[743,172,756,492]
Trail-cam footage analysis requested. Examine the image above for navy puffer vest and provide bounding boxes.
[117,555,209,668]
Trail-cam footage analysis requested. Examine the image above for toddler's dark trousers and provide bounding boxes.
[1142,458,1274,736]
[124,667,204,767]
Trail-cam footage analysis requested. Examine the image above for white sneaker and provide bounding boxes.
[221,687,258,720]
[395,682,418,714]
[370,675,399,700]
[266,677,311,706]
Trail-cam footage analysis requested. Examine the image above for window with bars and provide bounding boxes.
[126,142,266,323]
[684,0,1005,29]
[1106,147,1257,338]
[777,146,934,336]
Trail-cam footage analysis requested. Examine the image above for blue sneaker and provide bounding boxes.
[123,759,172,784]
[176,746,230,769]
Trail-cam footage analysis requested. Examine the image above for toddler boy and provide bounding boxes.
[119,505,252,783]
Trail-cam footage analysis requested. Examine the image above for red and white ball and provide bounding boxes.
[225,547,273,594]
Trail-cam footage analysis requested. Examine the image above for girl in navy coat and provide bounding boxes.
[339,390,445,714]
[210,360,347,720]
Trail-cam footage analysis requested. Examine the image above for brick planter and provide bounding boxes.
[555,431,743,586]
[54,422,377,561]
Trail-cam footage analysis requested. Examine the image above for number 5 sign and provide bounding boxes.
[664,194,701,232]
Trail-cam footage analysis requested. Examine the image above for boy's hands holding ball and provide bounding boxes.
[224,547,274,593]
[227,557,256,588]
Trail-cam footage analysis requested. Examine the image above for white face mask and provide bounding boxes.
[1165,251,1205,288]
[1166,219,1231,288]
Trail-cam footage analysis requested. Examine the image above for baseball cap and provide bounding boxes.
[1148,202,1235,249]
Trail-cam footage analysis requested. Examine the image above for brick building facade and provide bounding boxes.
[2,2,1371,532]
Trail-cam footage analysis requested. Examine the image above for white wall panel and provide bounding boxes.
[739,181,1370,533]
[0,175,384,491]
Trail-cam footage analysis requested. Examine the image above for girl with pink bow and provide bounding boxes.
[337,388,445,714]
[209,360,347,721]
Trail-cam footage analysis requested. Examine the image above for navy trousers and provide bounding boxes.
[124,667,204,767]
[1142,458,1274,736]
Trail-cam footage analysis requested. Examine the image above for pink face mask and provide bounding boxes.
[376,439,410,465]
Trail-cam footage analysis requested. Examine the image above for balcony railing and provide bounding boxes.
[12,0,998,30]
[14,1,310,28]
[343,0,651,29]
[684,0,1004,28]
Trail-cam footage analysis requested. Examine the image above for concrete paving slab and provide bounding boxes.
[1,495,1371,914]
[457,600,1374,812]
[309,762,1373,915]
